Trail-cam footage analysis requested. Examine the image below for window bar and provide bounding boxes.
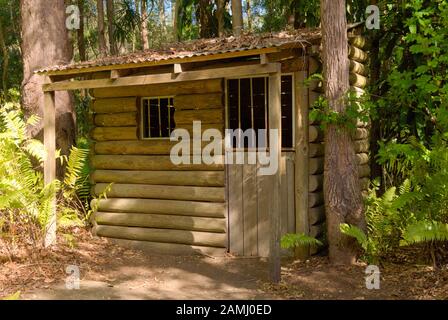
[264,77,268,147]
[158,98,162,137]
[250,78,254,148]
[238,79,241,147]
[150,99,151,138]
[168,99,171,134]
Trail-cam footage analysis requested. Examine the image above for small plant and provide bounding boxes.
[280,233,323,250]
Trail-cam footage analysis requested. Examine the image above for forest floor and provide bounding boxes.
[1,228,447,300]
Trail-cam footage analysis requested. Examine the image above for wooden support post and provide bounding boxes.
[44,91,56,247]
[268,70,282,283]
[294,67,310,259]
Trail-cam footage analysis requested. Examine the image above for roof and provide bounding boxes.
[38,24,363,75]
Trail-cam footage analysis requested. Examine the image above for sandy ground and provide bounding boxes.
[1,229,447,300]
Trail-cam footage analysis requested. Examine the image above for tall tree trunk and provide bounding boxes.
[158,0,167,34]
[77,0,87,61]
[231,0,243,36]
[97,0,107,56]
[321,0,365,265]
[106,0,117,55]
[173,0,181,41]
[198,0,213,38]
[20,0,76,173]
[0,19,9,93]
[246,0,252,32]
[141,0,149,50]
[216,0,225,37]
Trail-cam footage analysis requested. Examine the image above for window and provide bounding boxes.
[226,75,294,148]
[141,97,175,138]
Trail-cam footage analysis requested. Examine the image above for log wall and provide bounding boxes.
[90,79,227,256]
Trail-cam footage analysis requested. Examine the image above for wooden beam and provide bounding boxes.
[294,68,310,259]
[268,71,282,283]
[173,63,183,74]
[43,63,281,91]
[260,53,269,64]
[39,47,281,77]
[43,91,56,247]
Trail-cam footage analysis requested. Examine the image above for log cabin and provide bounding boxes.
[37,24,369,258]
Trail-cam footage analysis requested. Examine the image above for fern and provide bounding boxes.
[280,233,323,249]
[340,223,368,250]
[401,221,448,245]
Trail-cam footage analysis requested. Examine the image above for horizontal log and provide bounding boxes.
[94,112,137,127]
[91,127,138,141]
[95,212,226,233]
[354,139,369,153]
[92,198,226,218]
[309,205,325,225]
[349,36,367,49]
[92,170,225,186]
[358,164,371,178]
[174,93,223,110]
[94,140,222,155]
[308,90,322,106]
[309,157,324,174]
[174,109,223,124]
[356,153,369,165]
[309,174,323,192]
[310,223,325,238]
[309,143,324,157]
[108,238,227,256]
[183,123,224,135]
[360,177,370,190]
[309,125,324,143]
[93,183,226,202]
[349,46,368,63]
[349,73,368,88]
[93,97,137,113]
[349,60,367,76]
[94,225,226,247]
[308,56,321,74]
[354,128,369,140]
[93,79,223,98]
[92,155,224,171]
[309,192,324,208]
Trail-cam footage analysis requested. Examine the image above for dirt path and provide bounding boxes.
[22,255,275,300]
[2,230,447,300]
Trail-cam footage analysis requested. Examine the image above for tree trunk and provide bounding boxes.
[173,0,181,41]
[97,0,107,56]
[198,0,213,38]
[216,0,225,37]
[320,0,365,265]
[0,19,9,93]
[141,0,149,50]
[231,0,243,36]
[158,0,167,34]
[106,0,117,55]
[20,0,76,174]
[246,0,252,32]
[77,0,87,61]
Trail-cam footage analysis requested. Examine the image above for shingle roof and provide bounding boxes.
[37,28,323,74]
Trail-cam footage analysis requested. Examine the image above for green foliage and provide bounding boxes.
[401,221,448,246]
[0,102,93,251]
[309,80,373,133]
[280,233,322,249]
